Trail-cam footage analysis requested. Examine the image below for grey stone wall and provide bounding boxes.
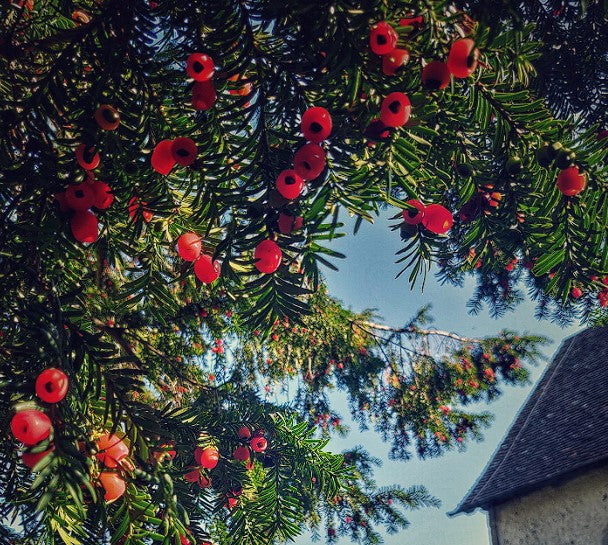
[490,465,608,545]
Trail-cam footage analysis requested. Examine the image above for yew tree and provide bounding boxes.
[0,1,606,545]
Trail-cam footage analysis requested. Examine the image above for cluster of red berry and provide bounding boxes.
[95,433,132,501]
[183,427,268,510]
[177,232,221,284]
[54,105,121,242]
[187,52,217,111]
[10,368,68,468]
[367,19,482,235]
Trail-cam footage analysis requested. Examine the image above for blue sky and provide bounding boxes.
[295,210,582,545]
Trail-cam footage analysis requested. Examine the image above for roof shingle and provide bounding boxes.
[453,326,608,514]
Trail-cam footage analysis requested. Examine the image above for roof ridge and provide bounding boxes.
[471,335,576,501]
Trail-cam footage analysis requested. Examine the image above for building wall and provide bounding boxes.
[490,464,608,545]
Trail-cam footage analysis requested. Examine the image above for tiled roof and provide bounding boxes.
[453,326,608,514]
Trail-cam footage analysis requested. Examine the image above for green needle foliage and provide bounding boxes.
[0,1,602,544]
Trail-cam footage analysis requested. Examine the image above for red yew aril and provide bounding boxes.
[557,166,586,196]
[35,368,69,403]
[10,410,52,446]
[364,118,391,141]
[186,53,215,81]
[94,104,120,130]
[422,204,453,234]
[76,144,100,170]
[192,80,217,110]
[276,169,304,200]
[184,468,200,482]
[22,445,54,469]
[197,474,212,488]
[301,107,332,143]
[382,48,409,76]
[151,139,176,175]
[250,436,267,453]
[177,232,202,262]
[293,143,326,180]
[422,61,451,90]
[194,446,219,469]
[254,239,282,274]
[99,472,126,502]
[571,287,583,299]
[54,192,70,212]
[96,433,129,468]
[233,445,250,461]
[369,21,398,55]
[447,39,479,78]
[402,199,425,225]
[65,183,95,211]
[128,197,153,223]
[380,92,411,127]
[90,180,113,209]
[399,15,423,27]
[171,137,198,167]
[238,426,251,439]
[277,213,303,235]
[194,254,221,284]
[70,210,99,243]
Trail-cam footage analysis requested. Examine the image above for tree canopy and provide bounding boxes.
[0,1,605,545]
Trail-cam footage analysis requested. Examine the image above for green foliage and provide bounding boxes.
[0,1,601,545]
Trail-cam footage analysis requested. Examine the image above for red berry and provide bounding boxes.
[22,445,54,470]
[184,468,200,483]
[447,39,479,78]
[35,368,68,403]
[180,535,191,545]
[65,183,95,211]
[557,166,586,196]
[75,144,100,170]
[598,129,608,142]
[99,472,126,502]
[194,254,221,283]
[422,61,451,90]
[94,104,120,130]
[422,204,453,234]
[276,169,304,200]
[402,199,425,225]
[571,287,583,299]
[364,118,391,141]
[277,212,304,235]
[250,436,267,453]
[10,410,52,446]
[382,48,409,76]
[380,92,411,128]
[70,210,99,243]
[293,143,326,180]
[238,426,251,439]
[177,232,202,262]
[186,53,215,81]
[151,139,176,175]
[195,446,219,469]
[369,21,398,55]
[198,474,212,488]
[399,15,423,27]
[54,191,70,212]
[171,137,198,167]
[128,197,153,223]
[96,434,129,468]
[192,80,217,110]
[301,107,332,143]
[254,239,282,274]
[233,445,250,461]
[90,180,113,209]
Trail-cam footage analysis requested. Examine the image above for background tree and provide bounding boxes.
[0,1,604,545]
